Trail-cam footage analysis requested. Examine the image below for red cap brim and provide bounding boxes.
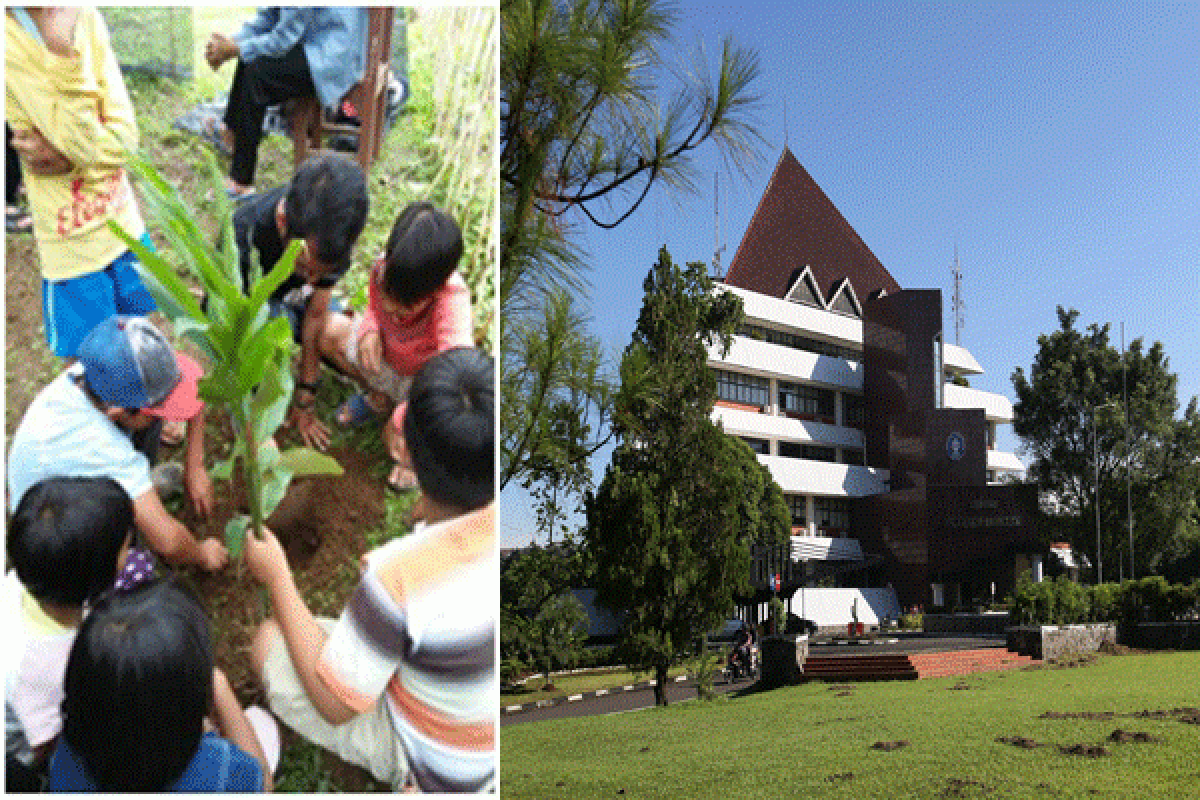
[144,352,205,421]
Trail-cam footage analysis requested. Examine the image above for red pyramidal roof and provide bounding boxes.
[724,148,901,302]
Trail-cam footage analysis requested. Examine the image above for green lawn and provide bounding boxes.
[500,652,1200,798]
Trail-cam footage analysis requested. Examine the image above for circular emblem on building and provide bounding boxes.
[946,432,966,461]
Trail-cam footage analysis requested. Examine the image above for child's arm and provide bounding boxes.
[211,668,273,792]
[184,408,214,521]
[244,526,359,726]
[131,489,229,572]
[22,9,139,172]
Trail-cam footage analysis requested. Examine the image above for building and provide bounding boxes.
[710,149,1042,613]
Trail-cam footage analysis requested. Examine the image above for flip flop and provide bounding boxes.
[335,392,383,428]
[6,207,32,234]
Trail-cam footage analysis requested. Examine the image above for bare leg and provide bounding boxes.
[250,618,281,683]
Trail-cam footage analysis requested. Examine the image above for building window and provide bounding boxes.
[741,437,769,455]
[779,442,836,462]
[802,444,837,462]
[786,495,806,528]
[843,394,865,429]
[778,381,835,418]
[841,448,865,466]
[738,323,860,361]
[714,369,769,408]
[814,497,851,533]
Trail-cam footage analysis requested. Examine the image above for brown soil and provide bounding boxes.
[825,772,854,783]
[1039,711,1116,721]
[1058,744,1109,757]
[871,740,909,751]
[1107,729,1162,744]
[996,736,1044,749]
[942,778,991,796]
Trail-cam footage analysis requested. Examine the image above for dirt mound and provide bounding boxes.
[871,740,909,751]
[996,736,1044,749]
[1058,744,1109,757]
[942,778,991,796]
[1039,710,1115,721]
[1108,729,1162,744]
[825,772,854,784]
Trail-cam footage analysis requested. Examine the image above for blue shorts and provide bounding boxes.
[269,291,346,345]
[43,233,158,357]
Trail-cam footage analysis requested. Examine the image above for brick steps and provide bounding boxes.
[802,648,1040,682]
[909,648,1038,679]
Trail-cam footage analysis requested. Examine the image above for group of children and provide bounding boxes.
[6,6,496,794]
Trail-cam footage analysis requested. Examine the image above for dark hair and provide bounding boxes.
[381,202,463,305]
[404,347,494,511]
[7,477,133,607]
[61,580,212,792]
[285,153,369,269]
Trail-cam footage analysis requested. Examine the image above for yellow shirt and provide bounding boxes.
[5,8,144,281]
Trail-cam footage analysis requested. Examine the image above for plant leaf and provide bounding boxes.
[225,515,250,559]
[260,466,294,519]
[279,447,345,476]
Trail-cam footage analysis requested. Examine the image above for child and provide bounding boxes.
[45,580,275,792]
[7,316,227,572]
[244,347,496,792]
[5,8,158,358]
[4,477,136,776]
[319,202,474,491]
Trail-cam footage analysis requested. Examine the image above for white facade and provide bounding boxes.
[709,282,1025,552]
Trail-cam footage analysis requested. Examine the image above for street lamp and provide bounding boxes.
[1091,401,1117,584]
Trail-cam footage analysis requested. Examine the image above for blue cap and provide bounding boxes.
[77,316,204,420]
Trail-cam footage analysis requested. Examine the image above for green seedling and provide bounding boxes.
[110,152,342,558]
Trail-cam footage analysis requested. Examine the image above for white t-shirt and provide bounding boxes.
[7,365,152,512]
[3,571,77,750]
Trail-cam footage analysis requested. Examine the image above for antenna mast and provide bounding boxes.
[951,244,965,346]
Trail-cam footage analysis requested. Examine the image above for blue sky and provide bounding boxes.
[500,1,1200,548]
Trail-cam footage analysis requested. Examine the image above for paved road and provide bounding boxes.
[501,674,754,726]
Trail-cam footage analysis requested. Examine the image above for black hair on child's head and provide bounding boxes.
[382,202,463,305]
[285,153,369,269]
[404,347,494,511]
[61,579,212,792]
[7,477,132,607]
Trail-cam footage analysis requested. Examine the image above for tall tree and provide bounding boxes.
[500,0,763,526]
[1012,307,1200,578]
[501,542,591,683]
[584,248,789,705]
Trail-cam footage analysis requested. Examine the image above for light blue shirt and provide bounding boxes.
[233,6,369,112]
[7,366,152,512]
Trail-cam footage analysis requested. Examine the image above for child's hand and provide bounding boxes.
[205,32,240,70]
[11,128,73,176]
[243,525,291,589]
[359,330,383,376]
[198,538,230,572]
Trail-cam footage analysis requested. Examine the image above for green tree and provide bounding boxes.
[500,542,591,683]
[1012,307,1200,579]
[584,248,789,705]
[499,0,763,527]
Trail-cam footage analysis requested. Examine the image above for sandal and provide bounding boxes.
[6,206,32,234]
[335,392,383,428]
[386,464,419,494]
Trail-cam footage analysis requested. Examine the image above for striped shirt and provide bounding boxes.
[316,506,496,793]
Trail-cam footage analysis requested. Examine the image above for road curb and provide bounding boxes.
[501,672,730,716]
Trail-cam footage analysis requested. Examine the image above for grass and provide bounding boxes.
[500,651,1200,798]
[503,666,693,706]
